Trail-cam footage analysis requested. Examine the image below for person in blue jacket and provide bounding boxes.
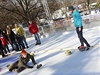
[68,6,90,49]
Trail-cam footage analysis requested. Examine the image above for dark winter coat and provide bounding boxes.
[18,53,36,68]
[15,35,23,43]
[28,21,38,34]
[7,30,16,43]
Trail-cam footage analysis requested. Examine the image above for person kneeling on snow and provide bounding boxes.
[7,49,42,73]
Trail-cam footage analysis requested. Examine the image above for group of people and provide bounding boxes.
[0,20,41,58]
[0,24,28,57]
[0,20,42,73]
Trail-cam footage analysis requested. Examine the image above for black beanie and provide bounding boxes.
[68,6,75,11]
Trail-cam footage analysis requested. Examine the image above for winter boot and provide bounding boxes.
[78,46,85,51]
[37,64,42,69]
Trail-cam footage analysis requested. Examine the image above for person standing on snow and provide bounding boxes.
[0,39,5,57]
[0,31,10,54]
[6,25,19,51]
[28,21,41,45]
[15,24,29,48]
[7,49,42,73]
[68,6,90,49]
[0,30,6,57]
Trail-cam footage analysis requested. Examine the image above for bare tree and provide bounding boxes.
[0,0,65,27]
[0,0,43,25]
[47,0,64,14]
[0,0,98,28]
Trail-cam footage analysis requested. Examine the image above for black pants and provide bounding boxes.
[0,47,5,57]
[76,27,90,47]
[3,45,10,53]
[11,41,19,51]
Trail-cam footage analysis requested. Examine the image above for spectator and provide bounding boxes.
[2,30,9,42]
[0,30,6,57]
[6,25,19,51]
[28,21,41,45]
[15,24,29,48]
[0,31,10,54]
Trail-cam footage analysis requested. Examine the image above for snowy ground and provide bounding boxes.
[0,26,100,75]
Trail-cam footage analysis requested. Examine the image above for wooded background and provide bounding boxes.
[0,0,100,29]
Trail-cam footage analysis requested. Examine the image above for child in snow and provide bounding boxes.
[7,49,42,73]
[0,31,10,54]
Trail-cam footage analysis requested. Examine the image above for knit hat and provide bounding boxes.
[68,6,75,11]
[21,49,27,55]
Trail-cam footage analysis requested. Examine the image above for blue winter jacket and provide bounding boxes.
[72,10,82,28]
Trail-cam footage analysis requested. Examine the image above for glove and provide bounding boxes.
[28,66,33,69]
